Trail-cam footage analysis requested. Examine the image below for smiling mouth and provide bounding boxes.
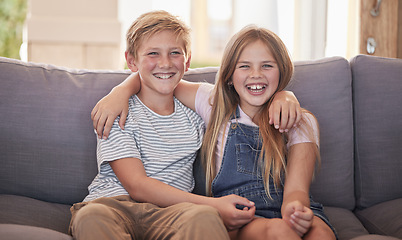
[154,73,176,79]
[246,84,266,92]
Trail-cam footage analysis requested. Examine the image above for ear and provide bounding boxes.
[125,51,138,72]
[185,54,191,72]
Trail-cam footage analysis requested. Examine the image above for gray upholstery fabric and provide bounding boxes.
[0,195,71,234]
[324,207,368,240]
[184,66,219,84]
[351,55,402,209]
[351,235,401,240]
[0,224,72,240]
[0,57,130,205]
[355,198,402,239]
[288,57,355,210]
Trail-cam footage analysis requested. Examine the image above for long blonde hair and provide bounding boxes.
[201,25,319,196]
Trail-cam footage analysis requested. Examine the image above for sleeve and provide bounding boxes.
[287,112,319,148]
[96,112,141,169]
[195,83,214,125]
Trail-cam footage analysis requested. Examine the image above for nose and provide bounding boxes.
[250,67,262,79]
[158,55,172,69]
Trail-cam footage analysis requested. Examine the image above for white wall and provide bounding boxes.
[26,0,121,69]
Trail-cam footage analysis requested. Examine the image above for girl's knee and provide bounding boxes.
[235,218,299,240]
[264,218,295,238]
[304,217,336,240]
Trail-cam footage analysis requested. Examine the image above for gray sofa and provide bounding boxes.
[0,55,401,240]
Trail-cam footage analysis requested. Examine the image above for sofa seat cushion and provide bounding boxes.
[0,224,72,240]
[324,207,369,240]
[351,235,401,240]
[355,198,402,239]
[0,194,71,234]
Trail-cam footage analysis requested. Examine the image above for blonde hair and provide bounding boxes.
[201,25,320,197]
[126,10,191,59]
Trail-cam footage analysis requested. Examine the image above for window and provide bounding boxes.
[119,0,351,68]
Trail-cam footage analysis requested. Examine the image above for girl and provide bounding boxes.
[92,26,336,239]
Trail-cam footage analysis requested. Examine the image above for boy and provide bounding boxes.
[69,10,256,240]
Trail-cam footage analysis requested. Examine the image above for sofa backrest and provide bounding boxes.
[0,56,355,210]
[184,57,356,210]
[288,57,355,210]
[0,57,129,205]
[351,55,402,209]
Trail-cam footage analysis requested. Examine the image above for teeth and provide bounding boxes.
[154,73,174,79]
[247,84,266,90]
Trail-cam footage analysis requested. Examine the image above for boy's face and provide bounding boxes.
[126,30,190,98]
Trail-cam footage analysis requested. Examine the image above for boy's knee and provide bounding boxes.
[71,203,116,231]
[75,203,111,220]
[174,203,224,230]
[173,203,228,239]
[180,203,220,220]
[71,203,132,240]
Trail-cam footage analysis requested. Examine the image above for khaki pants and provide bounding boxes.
[69,195,229,240]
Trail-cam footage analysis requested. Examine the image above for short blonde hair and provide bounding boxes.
[126,10,191,59]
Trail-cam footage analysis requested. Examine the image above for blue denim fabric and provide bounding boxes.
[211,108,337,236]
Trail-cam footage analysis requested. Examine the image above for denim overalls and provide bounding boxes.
[211,107,283,218]
[211,107,337,237]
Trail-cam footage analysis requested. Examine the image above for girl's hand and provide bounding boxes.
[282,200,314,237]
[211,194,256,231]
[269,91,301,133]
[91,87,130,139]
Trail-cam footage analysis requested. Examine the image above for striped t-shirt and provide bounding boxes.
[84,95,204,202]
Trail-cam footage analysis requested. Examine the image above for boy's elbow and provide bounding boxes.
[124,177,151,202]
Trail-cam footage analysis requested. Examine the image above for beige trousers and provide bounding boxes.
[69,195,229,240]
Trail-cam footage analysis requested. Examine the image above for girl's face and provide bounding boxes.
[231,40,280,119]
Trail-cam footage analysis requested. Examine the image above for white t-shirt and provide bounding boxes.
[195,83,319,172]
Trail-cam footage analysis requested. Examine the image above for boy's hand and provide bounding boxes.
[269,91,301,133]
[211,194,255,231]
[282,201,313,237]
[91,89,130,139]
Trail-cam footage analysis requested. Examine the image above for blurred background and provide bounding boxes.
[1,0,401,69]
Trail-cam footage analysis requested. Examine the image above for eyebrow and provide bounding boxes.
[236,60,276,64]
[144,47,184,52]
